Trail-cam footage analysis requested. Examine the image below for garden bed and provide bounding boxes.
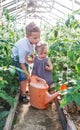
[1,95,80,130]
[3,93,19,130]
[0,100,10,130]
[64,103,80,130]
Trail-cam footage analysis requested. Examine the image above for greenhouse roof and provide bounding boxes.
[0,0,80,25]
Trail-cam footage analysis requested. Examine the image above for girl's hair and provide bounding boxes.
[35,44,47,53]
[25,22,40,35]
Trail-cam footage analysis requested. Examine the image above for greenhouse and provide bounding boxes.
[0,0,80,130]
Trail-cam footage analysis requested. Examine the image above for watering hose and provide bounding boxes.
[55,98,77,130]
[55,99,67,130]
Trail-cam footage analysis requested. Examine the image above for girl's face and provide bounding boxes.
[37,48,47,59]
[27,32,40,45]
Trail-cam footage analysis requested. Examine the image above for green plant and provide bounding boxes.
[0,8,25,128]
[0,109,9,129]
[45,10,80,107]
[0,8,25,99]
[60,78,80,108]
[0,77,16,106]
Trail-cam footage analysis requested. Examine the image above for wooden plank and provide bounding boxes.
[3,93,20,130]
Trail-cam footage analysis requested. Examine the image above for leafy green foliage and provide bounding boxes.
[0,7,24,100]
[0,111,9,130]
[0,111,9,119]
[45,10,80,107]
[0,8,25,129]
[0,7,26,127]
[0,77,16,106]
[60,79,80,107]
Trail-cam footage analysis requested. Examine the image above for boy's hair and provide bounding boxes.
[35,43,47,53]
[25,22,40,35]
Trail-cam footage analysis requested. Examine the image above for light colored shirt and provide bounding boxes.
[11,37,34,63]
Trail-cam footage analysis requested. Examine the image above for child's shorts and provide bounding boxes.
[13,60,29,81]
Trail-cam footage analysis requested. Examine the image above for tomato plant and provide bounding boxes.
[44,10,80,107]
[0,8,25,129]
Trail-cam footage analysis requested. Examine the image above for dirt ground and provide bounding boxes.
[11,92,80,130]
[71,112,80,130]
[12,102,63,130]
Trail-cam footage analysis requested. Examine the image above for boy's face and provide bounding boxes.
[27,32,40,45]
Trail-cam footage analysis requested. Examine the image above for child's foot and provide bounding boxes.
[20,94,29,103]
[26,90,30,96]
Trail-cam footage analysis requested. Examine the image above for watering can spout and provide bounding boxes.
[45,91,60,104]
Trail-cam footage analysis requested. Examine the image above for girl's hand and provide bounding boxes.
[39,78,46,84]
[45,66,51,71]
[45,59,53,71]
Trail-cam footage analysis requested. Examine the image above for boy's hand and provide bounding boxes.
[27,74,30,80]
[25,54,34,63]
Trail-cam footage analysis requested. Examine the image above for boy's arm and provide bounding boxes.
[20,63,29,76]
[45,59,53,71]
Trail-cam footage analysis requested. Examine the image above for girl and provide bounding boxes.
[32,43,54,89]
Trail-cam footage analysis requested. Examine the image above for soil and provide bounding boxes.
[71,112,80,130]
[64,102,80,130]
[12,102,63,130]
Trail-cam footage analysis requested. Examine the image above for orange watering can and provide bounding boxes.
[29,75,60,109]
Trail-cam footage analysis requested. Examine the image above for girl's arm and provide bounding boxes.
[45,59,53,71]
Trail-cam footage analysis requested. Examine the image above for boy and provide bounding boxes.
[11,22,40,103]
